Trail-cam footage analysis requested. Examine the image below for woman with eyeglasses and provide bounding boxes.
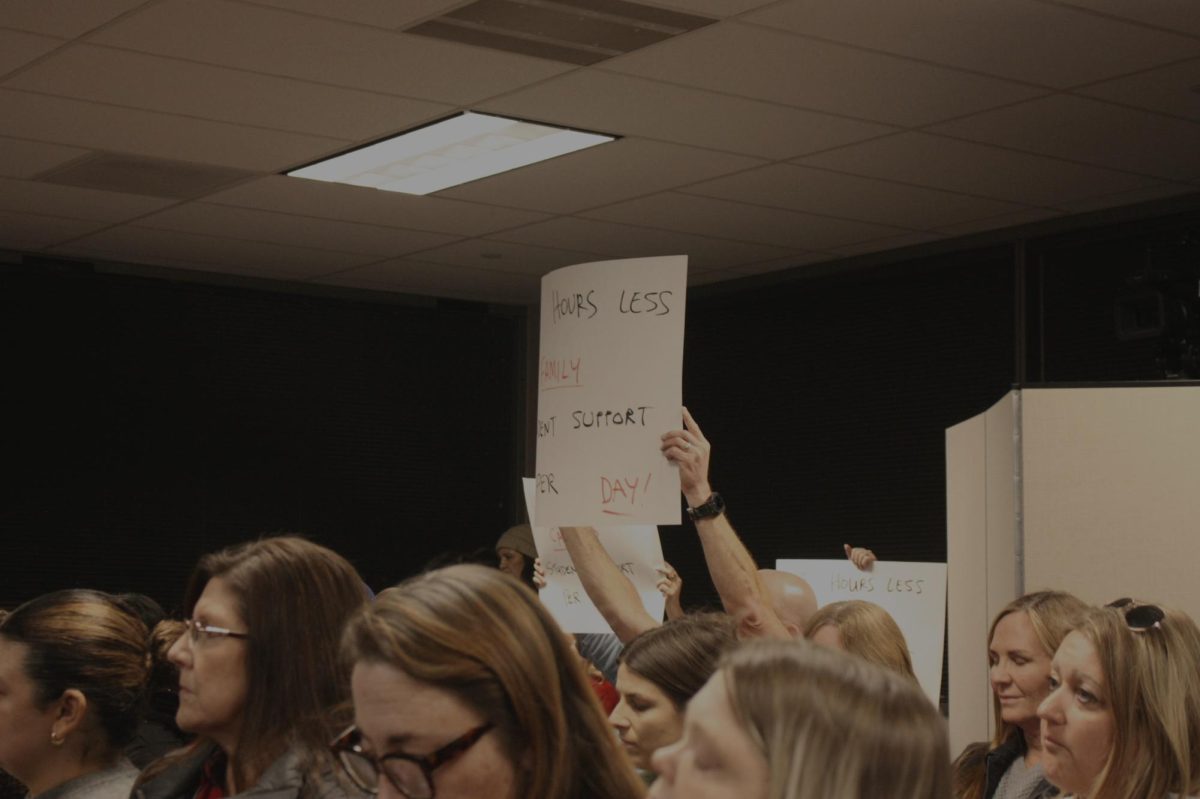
[134,536,368,799]
[337,563,647,799]
[952,590,1088,799]
[1037,599,1200,799]
[0,590,159,799]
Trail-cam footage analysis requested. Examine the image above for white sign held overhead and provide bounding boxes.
[775,558,948,705]
[523,478,666,635]
[534,255,688,527]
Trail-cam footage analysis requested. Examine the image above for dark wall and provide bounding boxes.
[2,262,523,612]
[659,246,1018,612]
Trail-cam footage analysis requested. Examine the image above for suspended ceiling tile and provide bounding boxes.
[0,29,64,76]
[485,216,803,271]
[928,94,1200,180]
[242,0,470,30]
[0,210,109,250]
[722,251,834,275]
[411,238,600,275]
[1046,0,1200,37]
[6,45,454,140]
[315,259,539,304]
[0,0,148,38]
[1054,182,1200,214]
[0,89,349,171]
[934,208,1063,237]
[205,175,551,237]
[0,136,90,178]
[1077,58,1200,122]
[438,137,764,214]
[687,268,739,285]
[744,0,1200,88]
[794,131,1161,207]
[683,163,1031,230]
[637,0,779,17]
[582,192,910,250]
[0,176,174,221]
[603,22,1046,126]
[134,203,461,257]
[831,231,945,256]
[90,0,574,105]
[480,69,897,159]
[52,225,379,277]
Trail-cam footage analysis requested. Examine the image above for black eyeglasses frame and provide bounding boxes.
[330,722,494,798]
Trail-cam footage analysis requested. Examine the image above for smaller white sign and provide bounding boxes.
[523,478,666,634]
[775,558,947,704]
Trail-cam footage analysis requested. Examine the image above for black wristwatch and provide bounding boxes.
[687,492,726,522]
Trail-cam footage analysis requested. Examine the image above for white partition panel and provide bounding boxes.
[947,384,1200,758]
[1023,386,1200,616]
[946,391,1018,756]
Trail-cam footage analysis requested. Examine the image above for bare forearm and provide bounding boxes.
[694,513,789,639]
[560,526,658,643]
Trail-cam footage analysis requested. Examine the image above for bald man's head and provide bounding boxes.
[758,569,818,638]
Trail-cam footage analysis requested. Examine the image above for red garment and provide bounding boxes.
[590,673,620,714]
[194,750,227,799]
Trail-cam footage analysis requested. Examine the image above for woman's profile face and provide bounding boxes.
[648,671,768,799]
[167,577,249,749]
[351,660,518,799]
[1037,631,1114,797]
[496,548,525,580]
[609,663,684,771]
[0,637,58,786]
[989,610,1053,728]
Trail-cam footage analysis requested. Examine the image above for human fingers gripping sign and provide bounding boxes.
[660,407,712,506]
[654,562,682,600]
[843,544,877,571]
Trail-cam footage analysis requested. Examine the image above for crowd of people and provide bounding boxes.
[2,410,1198,798]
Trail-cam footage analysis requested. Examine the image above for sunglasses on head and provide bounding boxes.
[1106,597,1165,632]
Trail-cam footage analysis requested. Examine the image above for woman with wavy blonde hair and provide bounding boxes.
[649,639,950,799]
[338,564,646,799]
[1038,599,1200,799]
[804,600,917,682]
[952,590,1087,799]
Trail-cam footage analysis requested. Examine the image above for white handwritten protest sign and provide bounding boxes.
[534,256,687,527]
[524,478,667,634]
[775,559,948,704]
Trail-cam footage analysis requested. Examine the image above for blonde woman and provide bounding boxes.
[952,590,1088,799]
[337,564,646,799]
[1038,599,1200,799]
[649,639,950,799]
[804,600,918,682]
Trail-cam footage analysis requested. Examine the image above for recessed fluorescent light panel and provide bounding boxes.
[287,112,615,195]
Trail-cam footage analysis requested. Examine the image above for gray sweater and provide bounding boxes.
[32,760,139,799]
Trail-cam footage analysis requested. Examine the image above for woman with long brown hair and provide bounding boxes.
[952,590,1088,799]
[1038,599,1200,799]
[0,590,157,799]
[336,564,646,799]
[609,613,737,777]
[134,536,368,799]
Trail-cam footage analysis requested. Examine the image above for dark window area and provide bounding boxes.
[1,264,523,612]
[659,246,1017,611]
[1030,215,1200,383]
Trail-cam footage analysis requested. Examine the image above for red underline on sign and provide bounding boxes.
[539,384,584,392]
[602,510,634,516]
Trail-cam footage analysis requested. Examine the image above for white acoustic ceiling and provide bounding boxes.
[2,0,1199,304]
